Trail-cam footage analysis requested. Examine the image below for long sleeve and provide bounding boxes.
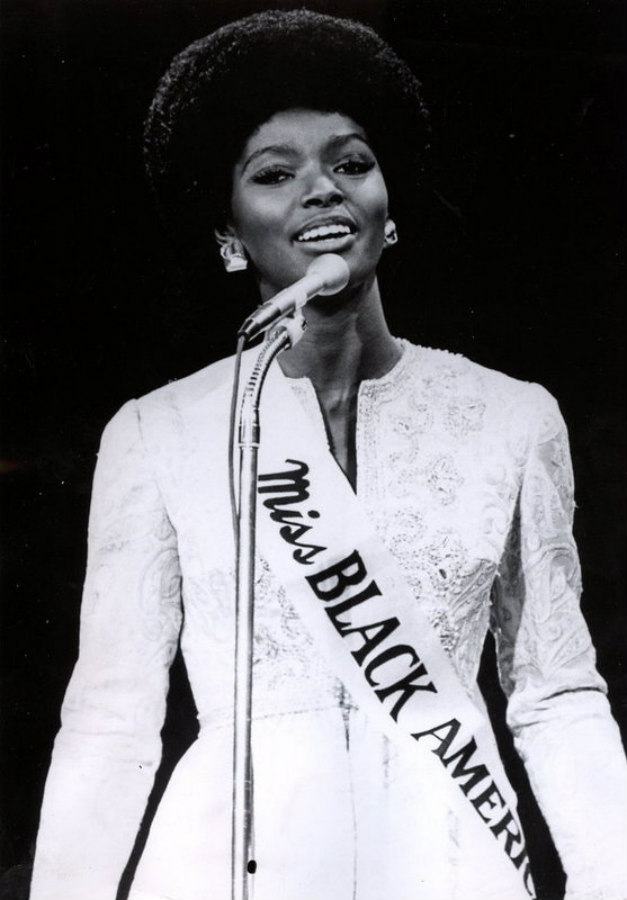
[31,400,182,900]
[490,385,627,900]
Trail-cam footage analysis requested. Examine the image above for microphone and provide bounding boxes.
[238,253,350,341]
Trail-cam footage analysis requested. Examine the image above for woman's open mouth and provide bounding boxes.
[293,219,357,252]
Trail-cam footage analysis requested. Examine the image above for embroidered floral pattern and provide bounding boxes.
[139,546,182,659]
[424,454,464,506]
[491,409,602,705]
[379,508,427,556]
[445,396,486,438]
[253,558,338,698]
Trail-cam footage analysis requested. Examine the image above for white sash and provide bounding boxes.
[254,362,535,899]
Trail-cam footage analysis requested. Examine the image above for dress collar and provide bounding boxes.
[276,337,419,397]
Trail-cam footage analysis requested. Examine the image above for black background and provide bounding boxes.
[1,2,625,898]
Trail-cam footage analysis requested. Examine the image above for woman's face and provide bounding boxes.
[229,108,389,299]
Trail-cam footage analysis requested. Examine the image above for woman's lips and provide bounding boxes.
[293,232,357,253]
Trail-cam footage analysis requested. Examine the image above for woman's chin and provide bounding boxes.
[256,240,378,299]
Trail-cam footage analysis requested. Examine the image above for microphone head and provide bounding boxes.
[306,253,350,296]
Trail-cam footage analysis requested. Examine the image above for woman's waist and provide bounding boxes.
[185,637,352,728]
[196,682,354,732]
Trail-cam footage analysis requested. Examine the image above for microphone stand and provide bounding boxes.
[231,315,304,900]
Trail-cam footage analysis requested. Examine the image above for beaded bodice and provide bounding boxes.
[183,341,600,723]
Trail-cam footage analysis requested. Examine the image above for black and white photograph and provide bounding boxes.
[1,2,626,899]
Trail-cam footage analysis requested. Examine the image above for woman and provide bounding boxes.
[30,10,627,900]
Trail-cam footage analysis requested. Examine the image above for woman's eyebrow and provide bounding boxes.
[326,133,372,151]
[241,143,299,173]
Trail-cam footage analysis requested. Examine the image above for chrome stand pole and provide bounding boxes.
[230,321,298,900]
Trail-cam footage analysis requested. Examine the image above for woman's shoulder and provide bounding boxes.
[140,352,242,412]
[403,341,563,436]
[99,352,244,452]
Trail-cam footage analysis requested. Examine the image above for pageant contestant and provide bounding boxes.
[31,11,627,900]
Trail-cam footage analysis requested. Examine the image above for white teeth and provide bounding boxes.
[296,223,353,242]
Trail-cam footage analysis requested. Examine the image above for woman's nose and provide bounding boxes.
[301,171,344,207]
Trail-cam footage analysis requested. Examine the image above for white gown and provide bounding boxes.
[30,342,627,899]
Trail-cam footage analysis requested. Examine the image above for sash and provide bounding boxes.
[254,362,535,899]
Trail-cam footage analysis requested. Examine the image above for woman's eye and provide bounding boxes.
[251,167,292,185]
[335,158,375,176]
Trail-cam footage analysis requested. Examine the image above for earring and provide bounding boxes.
[215,230,248,272]
[384,219,399,248]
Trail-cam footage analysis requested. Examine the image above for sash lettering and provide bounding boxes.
[413,719,532,889]
[258,459,325,564]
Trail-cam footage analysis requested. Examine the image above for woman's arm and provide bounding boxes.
[491,385,627,900]
[30,400,182,900]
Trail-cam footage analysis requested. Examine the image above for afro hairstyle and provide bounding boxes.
[144,9,431,262]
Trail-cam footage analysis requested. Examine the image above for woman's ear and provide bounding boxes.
[383,218,399,248]
[214,227,248,272]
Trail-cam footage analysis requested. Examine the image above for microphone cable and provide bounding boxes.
[228,334,246,547]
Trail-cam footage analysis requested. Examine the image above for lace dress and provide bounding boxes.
[31,342,627,900]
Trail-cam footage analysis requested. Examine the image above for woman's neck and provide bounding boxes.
[277,274,400,397]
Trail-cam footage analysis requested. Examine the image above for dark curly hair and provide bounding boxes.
[144,9,431,265]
